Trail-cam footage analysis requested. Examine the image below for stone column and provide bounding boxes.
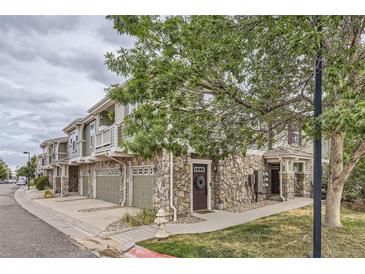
[61,165,69,197]
[153,150,172,218]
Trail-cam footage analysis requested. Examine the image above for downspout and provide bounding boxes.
[170,151,177,222]
[104,152,127,207]
[279,156,285,202]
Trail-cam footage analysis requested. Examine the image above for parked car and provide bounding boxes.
[8,179,17,184]
[16,176,27,186]
[0,179,10,184]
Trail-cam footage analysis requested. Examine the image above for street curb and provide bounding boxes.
[14,187,105,257]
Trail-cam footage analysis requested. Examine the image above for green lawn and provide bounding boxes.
[138,206,365,258]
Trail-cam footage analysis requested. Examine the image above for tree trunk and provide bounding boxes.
[325,133,344,227]
[324,133,365,227]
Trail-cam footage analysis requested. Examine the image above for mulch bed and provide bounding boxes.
[104,218,129,232]
[174,214,205,224]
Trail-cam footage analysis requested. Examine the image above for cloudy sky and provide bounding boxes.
[0,16,131,170]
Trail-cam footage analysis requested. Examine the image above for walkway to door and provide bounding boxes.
[166,197,312,234]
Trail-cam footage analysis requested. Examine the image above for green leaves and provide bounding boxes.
[105,15,365,159]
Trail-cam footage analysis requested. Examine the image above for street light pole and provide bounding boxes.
[23,152,31,190]
[313,19,323,258]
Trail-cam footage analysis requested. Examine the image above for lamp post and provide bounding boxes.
[313,18,323,258]
[23,152,31,190]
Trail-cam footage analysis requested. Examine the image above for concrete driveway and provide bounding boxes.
[28,190,140,231]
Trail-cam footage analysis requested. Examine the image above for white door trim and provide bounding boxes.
[190,159,212,213]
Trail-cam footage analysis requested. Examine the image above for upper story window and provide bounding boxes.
[70,131,78,152]
[89,122,95,145]
[292,132,300,145]
[288,125,301,146]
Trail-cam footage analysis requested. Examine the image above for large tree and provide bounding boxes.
[105,16,365,227]
[16,155,37,179]
[0,159,8,180]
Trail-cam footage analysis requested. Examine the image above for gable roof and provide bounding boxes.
[40,136,68,147]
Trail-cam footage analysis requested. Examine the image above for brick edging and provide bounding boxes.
[127,246,175,258]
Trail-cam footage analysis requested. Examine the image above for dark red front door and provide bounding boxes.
[193,164,208,211]
[271,164,280,194]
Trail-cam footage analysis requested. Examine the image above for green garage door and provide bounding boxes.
[96,169,120,204]
[133,175,153,209]
[82,176,89,196]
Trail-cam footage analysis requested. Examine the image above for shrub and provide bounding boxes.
[35,176,51,190]
[122,209,156,227]
[344,191,360,202]
[44,189,54,199]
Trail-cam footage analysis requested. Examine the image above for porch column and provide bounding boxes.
[60,165,69,197]
[52,168,57,194]
[281,158,295,200]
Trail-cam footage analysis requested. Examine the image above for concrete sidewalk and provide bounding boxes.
[14,187,136,257]
[112,197,312,254]
[15,186,312,256]
[166,198,312,234]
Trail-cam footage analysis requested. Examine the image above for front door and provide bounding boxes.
[271,164,280,194]
[193,164,208,211]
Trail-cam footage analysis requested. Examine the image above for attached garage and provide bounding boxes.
[82,172,89,196]
[132,166,154,209]
[95,168,121,204]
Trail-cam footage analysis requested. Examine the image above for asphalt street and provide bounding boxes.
[0,183,96,258]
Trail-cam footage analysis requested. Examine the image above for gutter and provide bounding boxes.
[104,152,127,207]
[170,151,177,222]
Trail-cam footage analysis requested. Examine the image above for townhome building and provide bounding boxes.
[37,95,329,220]
[37,137,68,192]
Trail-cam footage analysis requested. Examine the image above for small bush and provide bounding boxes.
[35,176,51,190]
[44,189,54,199]
[122,209,156,227]
[344,191,360,202]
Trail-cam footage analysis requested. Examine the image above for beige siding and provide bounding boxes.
[115,103,125,124]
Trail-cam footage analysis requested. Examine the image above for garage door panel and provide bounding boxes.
[133,175,153,209]
[96,175,120,204]
[82,176,89,196]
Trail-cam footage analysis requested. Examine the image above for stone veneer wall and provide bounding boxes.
[61,176,69,196]
[173,155,192,216]
[282,172,295,199]
[55,177,61,194]
[215,156,264,209]
[152,151,171,215]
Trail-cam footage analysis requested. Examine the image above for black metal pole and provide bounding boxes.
[27,153,31,190]
[313,20,323,258]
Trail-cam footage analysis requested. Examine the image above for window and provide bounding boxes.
[293,162,304,173]
[292,132,300,145]
[70,131,77,152]
[89,123,95,146]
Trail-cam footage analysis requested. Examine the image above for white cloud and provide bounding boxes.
[0,16,131,167]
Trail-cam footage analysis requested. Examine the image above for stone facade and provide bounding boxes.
[215,156,266,210]
[282,172,296,200]
[294,173,312,198]
[61,176,69,196]
[173,155,192,216]
[152,151,171,215]
[68,166,79,192]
